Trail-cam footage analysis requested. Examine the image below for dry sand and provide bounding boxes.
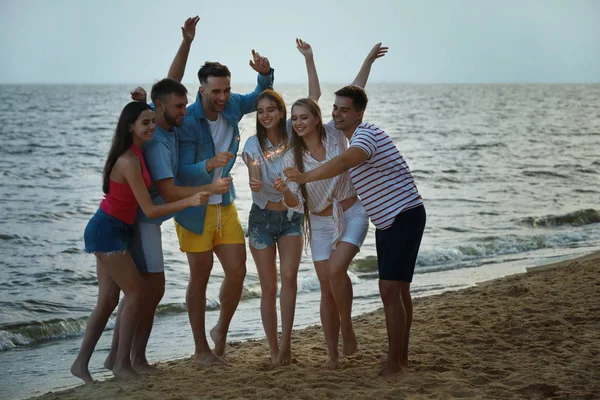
[32,253,600,399]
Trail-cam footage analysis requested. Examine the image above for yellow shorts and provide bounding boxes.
[175,203,245,253]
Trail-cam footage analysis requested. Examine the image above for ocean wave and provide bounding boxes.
[0,317,89,351]
[520,209,600,227]
[350,227,600,274]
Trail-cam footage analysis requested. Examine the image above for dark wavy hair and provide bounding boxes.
[102,101,152,194]
[255,89,288,153]
[289,98,327,243]
[197,61,231,84]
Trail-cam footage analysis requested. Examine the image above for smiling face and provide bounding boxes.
[257,98,284,131]
[200,76,232,115]
[159,93,188,128]
[291,104,320,138]
[332,95,364,134]
[130,109,156,144]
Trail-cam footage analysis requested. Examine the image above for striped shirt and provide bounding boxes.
[349,122,422,230]
[242,134,289,214]
[283,122,356,246]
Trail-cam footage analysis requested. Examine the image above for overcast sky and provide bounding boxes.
[1,0,599,84]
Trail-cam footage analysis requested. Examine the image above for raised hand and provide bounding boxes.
[249,178,262,192]
[273,177,289,193]
[207,152,235,172]
[249,49,271,75]
[130,87,147,103]
[365,42,388,64]
[181,16,200,43]
[283,167,306,184]
[296,38,313,58]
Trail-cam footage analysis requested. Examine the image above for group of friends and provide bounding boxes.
[71,16,426,384]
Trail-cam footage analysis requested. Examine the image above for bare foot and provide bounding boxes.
[133,362,161,374]
[103,354,115,371]
[322,356,339,370]
[379,361,407,378]
[342,328,358,357]
[112,365,141,381]
[70,361,93,383]
[194,351,227,367]
[277,346,292,366]
[210,326,227,357]
[270,349,279,365]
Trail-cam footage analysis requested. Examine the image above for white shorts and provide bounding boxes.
[309,201,369,262]
[129,222,165,274]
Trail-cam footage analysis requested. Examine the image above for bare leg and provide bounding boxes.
[131,272,165,373]
[211,243,246,357]
[327,241,360,357]
[72,252,144,382]
[276,235,303,366]
[186,251,224,366]
[379,279,406,377]
[71,258,121,383]
[103,295,123,371]
[314,260,340,369]
[250,244,279,364]
[399,282,412,369]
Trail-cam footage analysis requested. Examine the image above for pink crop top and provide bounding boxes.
[99,145,151,224]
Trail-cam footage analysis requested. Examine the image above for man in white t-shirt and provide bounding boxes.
[285,85,426,377]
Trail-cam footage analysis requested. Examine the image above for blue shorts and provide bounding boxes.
[84,208,133,254]
[246,204,304,250]
[375,205,426,282]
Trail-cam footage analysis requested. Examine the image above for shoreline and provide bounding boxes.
[28,251,600,400]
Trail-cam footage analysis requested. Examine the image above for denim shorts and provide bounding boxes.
[246,204,304,250]
[84,208,134,254]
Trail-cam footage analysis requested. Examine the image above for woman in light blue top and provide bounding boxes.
[241,39,319,366]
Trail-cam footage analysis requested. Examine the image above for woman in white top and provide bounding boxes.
[241,39,319,366]
[274,44,388,369]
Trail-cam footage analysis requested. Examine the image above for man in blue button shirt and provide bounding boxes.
[170,32,274,366]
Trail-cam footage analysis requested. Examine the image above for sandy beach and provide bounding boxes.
[30,252,600,400]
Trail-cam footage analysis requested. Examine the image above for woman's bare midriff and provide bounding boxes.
[265,200,288,211]
[311,196,357,217]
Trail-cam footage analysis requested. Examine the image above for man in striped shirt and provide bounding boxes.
[284,85,426,377]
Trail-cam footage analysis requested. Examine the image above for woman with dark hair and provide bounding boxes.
[273,43,388,369]
[71,101,209,383]
[241,39,318,366]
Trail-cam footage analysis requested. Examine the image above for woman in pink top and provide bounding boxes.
[71,101,209,383]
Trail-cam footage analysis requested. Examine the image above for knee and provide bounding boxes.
[327,264,348,282]
[379,281,401,305]
[227,265,247,281]
[261,282,278,299]
[99,294,120,314]
[280,270,298,288]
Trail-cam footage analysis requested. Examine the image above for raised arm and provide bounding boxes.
[167,16,200,82]
[296,38,321,101]
[351,43,388,89]
[238,50,274,114]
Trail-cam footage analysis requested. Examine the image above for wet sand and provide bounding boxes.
[31,252,600,399]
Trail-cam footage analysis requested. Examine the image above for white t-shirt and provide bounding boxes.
[207,113,234,204]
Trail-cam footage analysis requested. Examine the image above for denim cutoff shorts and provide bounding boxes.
[84,208,134,254]
[246,204,304,250]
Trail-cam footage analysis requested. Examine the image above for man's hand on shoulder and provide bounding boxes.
[249,49,271,75]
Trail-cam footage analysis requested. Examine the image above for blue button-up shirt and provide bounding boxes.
[175,69,275,234]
